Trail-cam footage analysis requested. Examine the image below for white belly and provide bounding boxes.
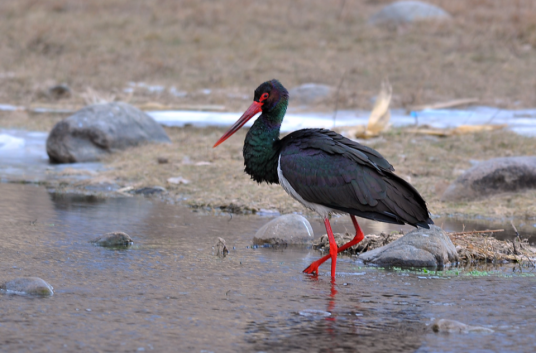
[277,156,339,219]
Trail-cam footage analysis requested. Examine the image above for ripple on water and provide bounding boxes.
[0,183,535,352]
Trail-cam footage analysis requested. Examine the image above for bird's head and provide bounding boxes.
[213,79,288,147]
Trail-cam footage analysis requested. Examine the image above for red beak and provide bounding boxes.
[213,101,263,147]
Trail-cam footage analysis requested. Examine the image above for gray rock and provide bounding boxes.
[359,225,458,268]
[289,83,333,104]
[369,1,451,26]
[46,102,170,163]
[131,186,167,195]
[253,214,314,246]
[48,84,71,99]
[432,319,494,334]
[441,156,536,202]
[0,277,53,296]
[90,231,133,247]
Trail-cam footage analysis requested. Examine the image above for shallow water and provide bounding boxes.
[1,183,535,352]
[0,129,106,183]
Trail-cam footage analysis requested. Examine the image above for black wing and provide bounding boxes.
[278,129,433,228]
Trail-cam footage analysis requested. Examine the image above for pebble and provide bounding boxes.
[431,319,494,333]
[90,231,133,247]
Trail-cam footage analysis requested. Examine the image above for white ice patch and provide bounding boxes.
[0,134,25,150]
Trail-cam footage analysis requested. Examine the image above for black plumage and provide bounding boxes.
[277,129,433,228]
[214,79,433,278]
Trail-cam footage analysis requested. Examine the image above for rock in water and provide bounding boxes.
[432,319,494,334]
[253,214,314,246]
[369,1,451,26]
[131,186,167,195]
[90,231,133,247]
[359,225,458,268]
[46,102,170,163]
[441,156,536,202]
[0,277,54,296]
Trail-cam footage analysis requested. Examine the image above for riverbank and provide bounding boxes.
[2,110,536,221]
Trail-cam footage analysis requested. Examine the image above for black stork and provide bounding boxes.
[213,79,433,278]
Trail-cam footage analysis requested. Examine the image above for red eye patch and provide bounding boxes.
[259,93,269,102]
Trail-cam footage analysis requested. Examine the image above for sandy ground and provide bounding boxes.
[1,1,536,220]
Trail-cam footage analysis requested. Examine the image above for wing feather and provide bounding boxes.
[278,129,432,227]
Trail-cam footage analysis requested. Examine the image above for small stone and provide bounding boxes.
[90,231,133,247]
[299,309,331,317]
[253,214,314,246]
[131,186,167,195]
[431,319,494,334]
[214,237,228,258]
[157,157,169,164]
[48,84,71,99]
[0,277,54,296]
[167,177,190,185]
[369,1,451,26]
[359,225,458,268]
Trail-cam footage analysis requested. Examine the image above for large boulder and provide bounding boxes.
[369,1,451,26]
[46,102,170,163]
[359,225,458,268]
[441,156,536,202]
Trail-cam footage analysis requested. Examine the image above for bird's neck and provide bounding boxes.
[243,103,287,184]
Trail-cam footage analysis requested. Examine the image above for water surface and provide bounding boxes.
[0,183,535,352]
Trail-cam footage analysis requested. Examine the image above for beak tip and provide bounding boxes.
[213,100,262,149]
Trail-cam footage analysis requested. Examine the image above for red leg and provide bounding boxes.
[303,215,365,275]
[325,218,338,278]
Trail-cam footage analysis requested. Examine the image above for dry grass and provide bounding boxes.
[2,1,536,221]
[0,0,536,111]
[312,229,536,264]
[363,127,536,219]
[449,230,536,263]
[85,126,536,220]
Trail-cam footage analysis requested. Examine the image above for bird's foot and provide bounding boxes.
[303,260,322,275]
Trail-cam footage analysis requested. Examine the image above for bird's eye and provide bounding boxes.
[259,93,269,102]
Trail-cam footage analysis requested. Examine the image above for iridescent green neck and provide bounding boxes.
[242,99,288,184]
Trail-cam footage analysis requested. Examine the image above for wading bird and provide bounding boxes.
[213,79,433,278]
